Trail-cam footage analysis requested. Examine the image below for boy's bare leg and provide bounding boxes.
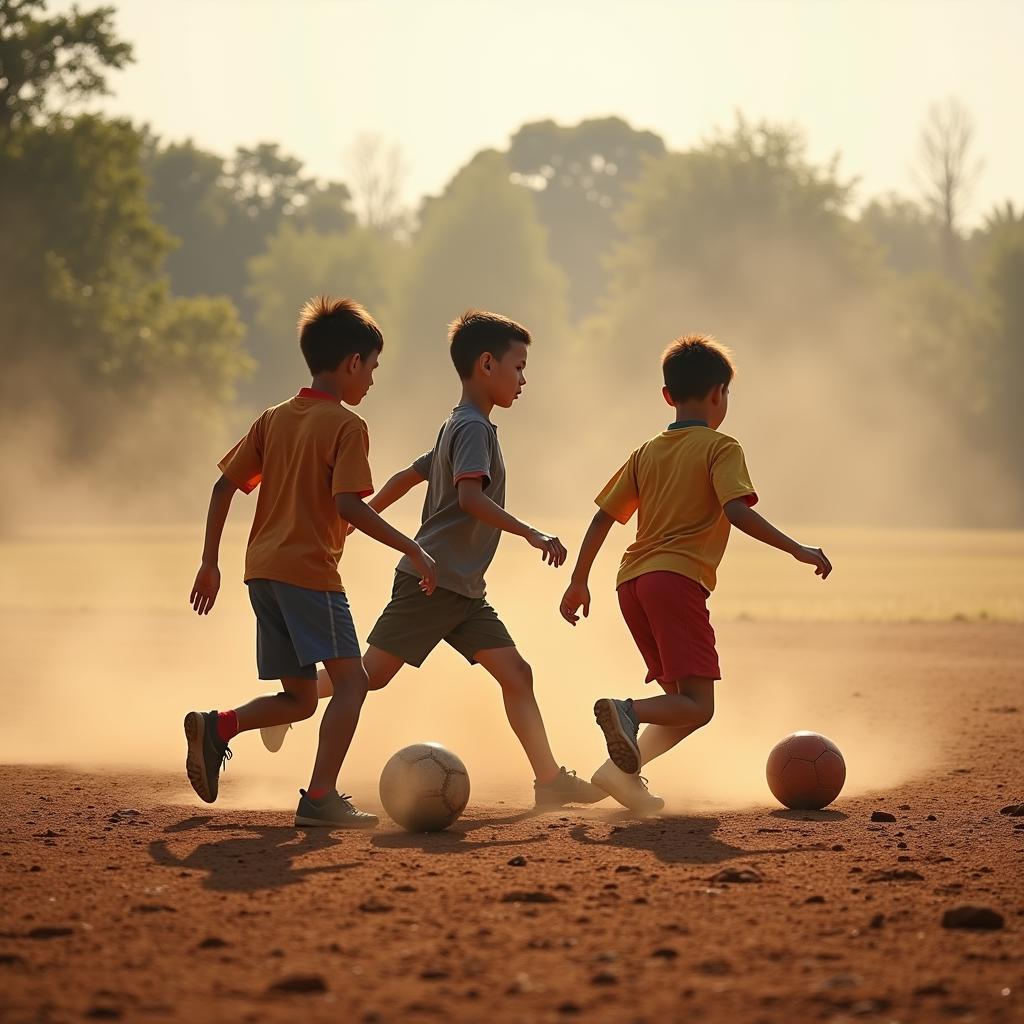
[235,677,319,731]
[635,680,708,766]
[631,677,715,729]
[474,647,560,784]
[314,644,404,697]
[306,656,369,794]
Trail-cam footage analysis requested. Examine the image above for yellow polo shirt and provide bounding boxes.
[596,421,757,593]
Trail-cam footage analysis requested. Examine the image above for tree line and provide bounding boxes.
[1,1,1021,524]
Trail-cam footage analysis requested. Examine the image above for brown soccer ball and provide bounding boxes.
[766,732,846,810]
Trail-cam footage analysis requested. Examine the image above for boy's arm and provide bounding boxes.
[724,499,832,578]
[190,474,239,615]
[559,509,616,625]
[366,465,425,516]
[456,477,567,566]
[335,492,437,594]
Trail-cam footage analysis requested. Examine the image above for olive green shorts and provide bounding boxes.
[367,570,515,667]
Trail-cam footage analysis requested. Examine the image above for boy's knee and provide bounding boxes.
[695,700,715,728]
[500,658,534,695]
[293,689,320,720]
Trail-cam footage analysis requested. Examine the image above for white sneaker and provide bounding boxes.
[591,760,665,814]
[260,723,291,753]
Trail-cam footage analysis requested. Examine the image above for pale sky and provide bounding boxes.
[65,0,1023,225]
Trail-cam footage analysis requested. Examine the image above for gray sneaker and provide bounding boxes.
[183,710,232,804]
[534,767,607,809]
[294,789,379,829]
[591,760,665,814]
[594,698,641,774]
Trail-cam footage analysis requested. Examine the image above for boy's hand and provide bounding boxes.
[408,544,437,595]
[526,528,567,567]
[190,562,221,615]
[794,545,832,579]
[559,581,591,625]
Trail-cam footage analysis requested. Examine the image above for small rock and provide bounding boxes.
[867,869,923,883]
[420,968,449,980]
[999,804,1024,816]
[651,947,679,959]
[941,905,1004,930]
[0,953,26,965]
[501,891,558,904]
[198,937,228,949]
[913,980,950,996]
[507,856,527,867]
[26,926,73,939]
[805,895,826,904]
[131,904,176,914]
[898,804,911,810]
[896,841,908,849]
[358,899,392,914]
[926,814,937,821]
[590,970,617,985]
[831,844,845,851]
[870,810,896,822]
[868,914,885,929]
[393,884,416,893]
[614,865,640,873]
[710,866,762,884]
[557,1003,582,1015]
[267,974,328,994]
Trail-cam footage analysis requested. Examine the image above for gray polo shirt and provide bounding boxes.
[396,402,506,599]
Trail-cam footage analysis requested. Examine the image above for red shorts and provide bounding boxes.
[617,571,721,684]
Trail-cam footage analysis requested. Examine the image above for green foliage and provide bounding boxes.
[508,116,665,319]
[401,150,568,356]
[0,0,132,132]
[860,195,942,276]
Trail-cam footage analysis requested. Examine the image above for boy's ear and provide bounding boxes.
[479,352,493,377]
[345,352,363,374]
[662,385,674,407]
[709,382,726,405]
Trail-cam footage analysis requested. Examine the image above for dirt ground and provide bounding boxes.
[1,621,1022,1024]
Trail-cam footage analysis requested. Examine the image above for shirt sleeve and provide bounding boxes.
[332,421,374,498]
[711,438,758,508]
[450,420,492,487]
[218,415,265,494]
[595,451,640,524]
[411,449,433,480]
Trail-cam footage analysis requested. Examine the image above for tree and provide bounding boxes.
[344,132,408,235]
[507,116,665,320]
[860,194,941,275]
[0,0,132,133]
[916,97,983,280]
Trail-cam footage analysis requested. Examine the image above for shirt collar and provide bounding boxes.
[297,387,339,402]
[668,418,708,430]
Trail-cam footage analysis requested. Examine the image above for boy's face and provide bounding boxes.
[341,349,379,405]
[481,340,529,409]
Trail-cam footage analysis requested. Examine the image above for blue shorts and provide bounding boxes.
[246,579,361,681]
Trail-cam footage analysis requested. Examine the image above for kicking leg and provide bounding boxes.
[474,647,604,807]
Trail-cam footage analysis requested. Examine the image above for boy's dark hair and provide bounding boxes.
[297,296,383,374]
[662,333,735,402]
[449,310,531,380]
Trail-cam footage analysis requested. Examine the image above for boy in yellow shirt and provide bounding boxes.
[560,334,831,813]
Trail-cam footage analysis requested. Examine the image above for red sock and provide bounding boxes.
[216,710,239,743]
[306,787,330,801]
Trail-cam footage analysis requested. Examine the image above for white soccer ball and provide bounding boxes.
[378,742,471,832]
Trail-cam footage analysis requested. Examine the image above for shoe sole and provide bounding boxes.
[594,699,641,774]
[294,814,379,829]
[590,770,665,814]
[183,712,214,804]
[260,724,290,753]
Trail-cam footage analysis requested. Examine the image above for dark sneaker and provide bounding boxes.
[591,760,665,814]
[183,710,232,804]
[294,789,379,829]
[534,767,607,808]
[594,698,641,774]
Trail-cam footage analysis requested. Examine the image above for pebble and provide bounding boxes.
[941,906,1004,930]
[710,866,762,884]
[507,856,527,867]
[267,974,328,994]
[871,811,896,822]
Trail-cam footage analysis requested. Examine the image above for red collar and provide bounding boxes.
[297,387,339,402]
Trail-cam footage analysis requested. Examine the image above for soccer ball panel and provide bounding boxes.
[379,743,471,832]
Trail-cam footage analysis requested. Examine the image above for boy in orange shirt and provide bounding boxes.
[184,297,435,828]
[560,334,831,813]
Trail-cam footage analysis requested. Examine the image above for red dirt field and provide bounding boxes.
[1,621,1022,1024]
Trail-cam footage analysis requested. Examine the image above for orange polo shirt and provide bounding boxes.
[218,388,373,593]
[596,421,757,593]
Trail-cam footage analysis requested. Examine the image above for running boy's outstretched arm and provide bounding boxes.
[559,509,616,625]
[457,477,568,566]
[190,474,239,616]
[365,464,426,515]
[723,499,832,577]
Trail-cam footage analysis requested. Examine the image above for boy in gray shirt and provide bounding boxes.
[263,310,603,809]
